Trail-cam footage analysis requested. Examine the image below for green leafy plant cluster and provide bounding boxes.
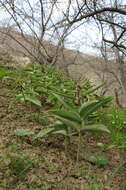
[85,154,108,168]
[98,106,126,150]
[86,184,102,190]
[0,65,10,83]
[0,68,7,80]
[8,62,104,109]
[4,62,113,159]
[5,152,35,177]
[15,93,112,160]
[9,63,74,108]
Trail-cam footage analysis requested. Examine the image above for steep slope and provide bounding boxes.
[0,27,122,99]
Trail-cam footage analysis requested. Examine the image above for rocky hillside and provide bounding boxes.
[0,27,123,101]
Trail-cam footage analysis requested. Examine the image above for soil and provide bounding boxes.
[0,79,126,190]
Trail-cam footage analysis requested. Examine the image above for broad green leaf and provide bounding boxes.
[35,87,48,95]
[81,124,110,133]
[83,84,103,97]
[56,116,81,131]
[24,95,42,107]
[52,121,68,130]
[79,100,99,118]
[49,88,74,98]
[15,129,34,136]
[72,124,110,136]
[79,97,112,119]
[16,94,42,107]
[51,110,81,123]
[97,142,104,147]
[15,94,23,100]
[52,93,71,109]
[53,120,65,127]
[48,121,68,135]
[52,130,68,136]
[33,128,54,140]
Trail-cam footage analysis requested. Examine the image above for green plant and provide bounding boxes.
[24,112,49,125]
[15,93,111,160]
[99,106,126,150]
[15,129,34,136]
[0,68,7,80]
[95,155,108,168]
[25,94,111,160]
[6,153,35,177]
[121,184,126,190]
[86,184,102,190]
[9,63,74,109]
[73,76,103,105]
[50,94,111,160]
[13,64,112,159]
[15,92,42,107]
[85,154,108,168]
[106,107,126,130]
[9,63,105,111]
[110,130,126,149]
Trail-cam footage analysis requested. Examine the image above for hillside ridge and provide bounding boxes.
[0,26,123,102]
